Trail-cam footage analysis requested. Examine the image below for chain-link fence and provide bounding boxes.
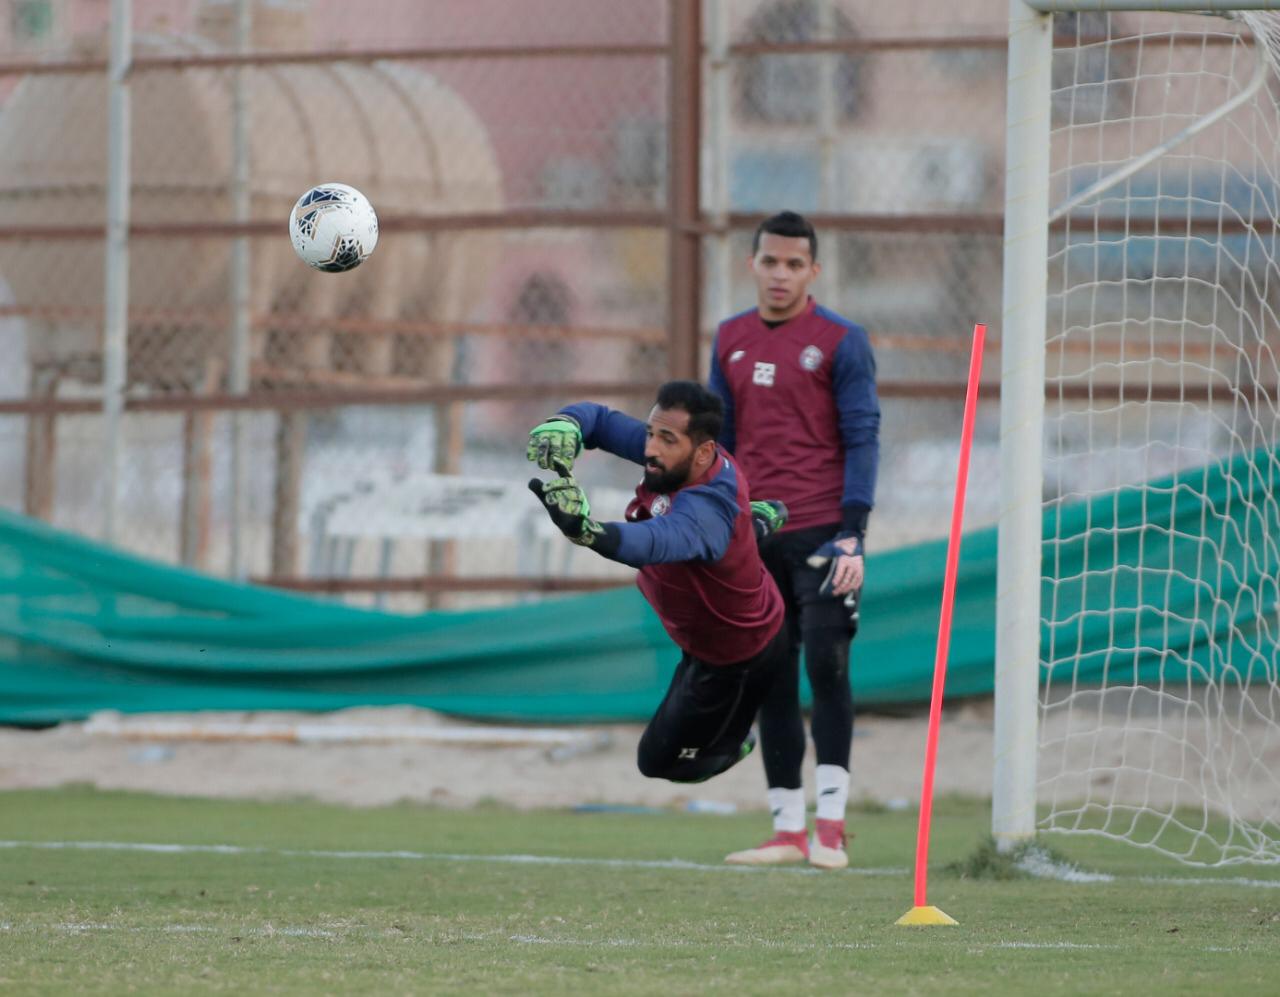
[0,0,1014,610]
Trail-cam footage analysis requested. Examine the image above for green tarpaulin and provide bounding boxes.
[0,447,1274,726]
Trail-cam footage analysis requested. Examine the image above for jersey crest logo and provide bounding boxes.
[800,345,824,371]
[650,494,671,516]
[752,361,776,386]
[729,349,745,363]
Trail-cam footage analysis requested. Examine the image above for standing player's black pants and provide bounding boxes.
[636,623,788,784]
[756,523,858,790]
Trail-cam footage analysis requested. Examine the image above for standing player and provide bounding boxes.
[709,210,880,870]
[526,380,789,784]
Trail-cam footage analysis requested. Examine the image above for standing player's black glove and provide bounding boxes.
[807,532,864,629]
[526,415,583,473]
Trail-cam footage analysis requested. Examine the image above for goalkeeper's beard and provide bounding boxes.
[643,455,693,494]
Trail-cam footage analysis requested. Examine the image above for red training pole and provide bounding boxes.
[910,322,986,912]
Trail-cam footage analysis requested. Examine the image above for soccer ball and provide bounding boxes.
[288,183,379,272]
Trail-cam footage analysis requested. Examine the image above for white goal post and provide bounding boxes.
[997,0,1280,864]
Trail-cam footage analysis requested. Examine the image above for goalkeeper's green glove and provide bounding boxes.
[750,499,788,541]
[528,473,606,548]
[526,414,583,473]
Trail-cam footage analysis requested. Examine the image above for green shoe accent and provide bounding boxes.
[686,732,756,784]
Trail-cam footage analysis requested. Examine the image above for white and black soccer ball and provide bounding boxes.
[288,182,379,273]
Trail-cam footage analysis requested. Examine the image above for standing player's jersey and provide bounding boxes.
[559,402,784,665]
[708,297,880,532]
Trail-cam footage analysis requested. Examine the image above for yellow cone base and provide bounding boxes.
[895,905,959,926]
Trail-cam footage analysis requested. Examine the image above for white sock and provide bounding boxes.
[767,787,806,833]
[815,765,850,822]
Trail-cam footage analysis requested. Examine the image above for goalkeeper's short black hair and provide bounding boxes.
[752,210,818,261]
[655,380,723,446]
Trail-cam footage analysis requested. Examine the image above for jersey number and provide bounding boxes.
[752,362,776,387]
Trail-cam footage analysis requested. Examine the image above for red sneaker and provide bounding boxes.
[810,818,849,870]
[723,829,809,866]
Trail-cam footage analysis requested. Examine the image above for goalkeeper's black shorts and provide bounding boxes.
[635,622,787,784]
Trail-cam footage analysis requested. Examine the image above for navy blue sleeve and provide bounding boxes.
[707,335,737,455]
[607,482,736,567]
[831,326,880,512]
[558,402,646,467]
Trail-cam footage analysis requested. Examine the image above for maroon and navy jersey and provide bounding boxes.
[559,402,784,665]
[708,297,880,532]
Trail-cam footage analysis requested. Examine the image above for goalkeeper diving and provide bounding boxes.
[527,380,788,783]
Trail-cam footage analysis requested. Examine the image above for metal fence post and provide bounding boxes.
[668,0,702,380]
[228,0,253,577]
[101,0,132,543]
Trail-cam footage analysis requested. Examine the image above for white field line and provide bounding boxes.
[987,942,1255,954]
[501,934,880,950]
[0,839,904,876]
[0,922,1263,955]
[0,920,877,949]
[5,839,1280,889]
[1013,847,1280,888]
[1015,849,1115,883]
[0,922,338,938]
[994,941,1114,949]
[1136,874,1280,890]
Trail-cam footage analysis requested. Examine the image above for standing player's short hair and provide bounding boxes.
[752,210,818,261]
[655,380,723,445]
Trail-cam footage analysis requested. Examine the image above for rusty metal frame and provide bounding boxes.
[667,0,702,380]
[0,29,1241,77]
[0,378,1256,417]
[2,211,1268,242]
[0,380,665,416]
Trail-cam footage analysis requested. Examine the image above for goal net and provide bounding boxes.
[1034,7,1280,865]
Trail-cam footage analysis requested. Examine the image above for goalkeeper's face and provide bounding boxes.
[643,406,715,494]
[749,233,820,321]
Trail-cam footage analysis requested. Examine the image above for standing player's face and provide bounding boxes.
[748,233,820,322]
[643,406,702,493]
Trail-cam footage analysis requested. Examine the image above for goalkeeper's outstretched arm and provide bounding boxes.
[529,474,739,568]
[555,402,647,466]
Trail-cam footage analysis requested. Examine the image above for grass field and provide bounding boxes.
[1,788,1278,995]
